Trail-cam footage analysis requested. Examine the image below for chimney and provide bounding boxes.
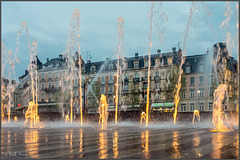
[47,58,49,62]
[25,70,29,75]
[172,47,176,53]
[157,49,161,54]
[135,53,139,58]
[59,54,63,60]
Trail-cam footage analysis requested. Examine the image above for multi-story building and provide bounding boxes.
[1,77,18,119]
[14,42,238,120]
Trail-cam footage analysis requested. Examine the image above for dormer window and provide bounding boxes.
[199,65,204,72]
[109,64,113,70]
[109,75,113,83]
[145,61,148,67]
[134,62,139,68]
[123,62,128,70]
[102,65,105,70]
[91,66,95,73]
[186,66,190,73]
[168,58,172,65]
[155,59,160,66]
[82,68,85,73]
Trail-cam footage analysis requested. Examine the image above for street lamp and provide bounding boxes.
[197,90,200,111]
[46,99,48,112]
[113,95,116,111]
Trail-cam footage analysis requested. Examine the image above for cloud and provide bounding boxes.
[1,1,238,81]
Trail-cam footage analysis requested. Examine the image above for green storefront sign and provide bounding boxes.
[152,102,174,107]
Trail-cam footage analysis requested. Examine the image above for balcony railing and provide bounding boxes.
[133,78,140,83]
[45,86,61,92]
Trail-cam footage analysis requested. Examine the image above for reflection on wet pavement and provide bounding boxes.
[1,127,239,159]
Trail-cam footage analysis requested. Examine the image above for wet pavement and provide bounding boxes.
[1,122,239,159]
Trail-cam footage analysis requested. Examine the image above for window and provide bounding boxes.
[181,104,186,111]
[199,76,204,85]
[190,103,195,111]
[199,103,204,111]
[74,79,78,86]
[91,66,95,73]
[74,89,78,96]
[199,65,204,72]
[109,64,113,70]
[109,97,113,104]
[135,73,139,78]
[145,72,148,78]
[211,75,214,84]
[55,72,59,78]
[145,61,148,67]
[144,83,148,89]
[63,81,66,86]
[168,58,172,65]
[155,71,159,77]
[41,74,44,80]
[82,68,85,73]
[224,104,227,110]
[123,84,128,91]
[48,94,52,101]
[41,83,44,89]
[124,74,128,79]
[190,89,195,98]
[199,88,204,97]
[109,85,113,93]
[48,73,52,79]
[101,76,105,84]
[109,75,113,83]
[186,66,190,73]
[156,83,159,89]
[209,102,213,110]
[48,82,52,88]
[181,91,186,98]
[101,86,105,94]
[41,92,44,101]
[134,62,139,68]
[56,81,59,88]
[155,59,160,66]
[190,77,195,85]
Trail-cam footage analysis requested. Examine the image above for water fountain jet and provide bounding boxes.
[99,94,108,130]
[192,110,200,125]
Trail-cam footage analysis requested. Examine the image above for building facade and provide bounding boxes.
[14,42,238,119]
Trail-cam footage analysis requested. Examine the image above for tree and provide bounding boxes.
[125,83,140,110]
[165,66,181,101]
[86,81,101,111]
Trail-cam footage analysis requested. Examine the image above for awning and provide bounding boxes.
[108,106,115,111]
[152,102,174,107]
[14,105,27,110]
[152,102,174,111]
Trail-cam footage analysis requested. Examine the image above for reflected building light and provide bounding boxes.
[79,129,83,158]
[172,131,181,159]
[211,133,223,159]
[24,129,39,158]
[98,132,108,159]
[193,133,203,157]
[113,131,119,159]
[141,130,150,159]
